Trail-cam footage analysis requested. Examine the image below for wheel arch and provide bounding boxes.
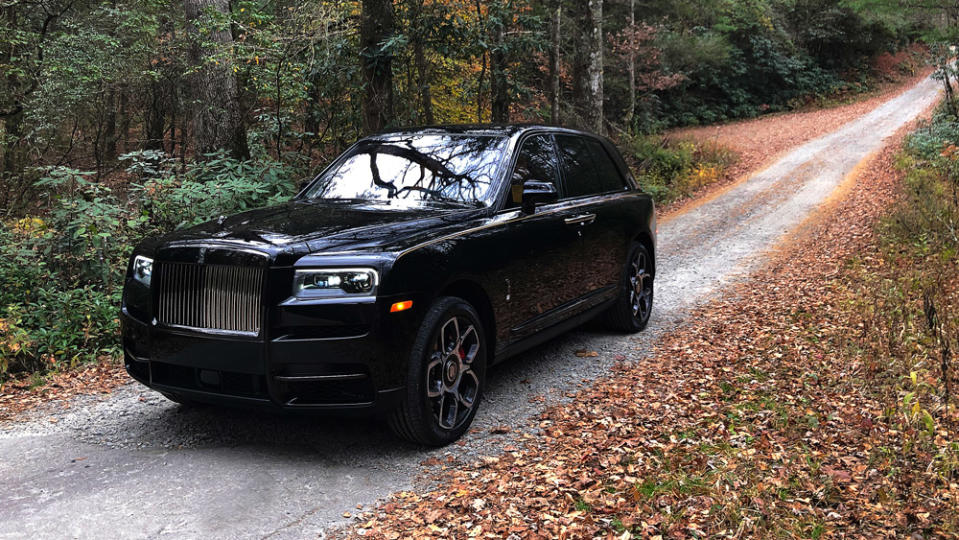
[634,230,656,278]
[437,279,497,357]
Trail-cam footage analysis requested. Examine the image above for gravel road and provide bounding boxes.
[0,75,941,540]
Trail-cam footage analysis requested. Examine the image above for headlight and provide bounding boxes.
[293,268,378,297]
[132,255,153,287]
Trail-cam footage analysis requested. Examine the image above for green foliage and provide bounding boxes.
[784,0,898,71]
[904,112,959,161]
[0,152,297,381]
[0,220,121,376]
[633,0,913,130]
[34,167,131,288]
[126,150,297,233]
[890,106,959,260]
[621,136,737,204]
[0,164,131,377]
[228,2,360,155]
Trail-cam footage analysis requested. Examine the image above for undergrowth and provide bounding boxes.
[623,135,738,205]
[0,151,297,382]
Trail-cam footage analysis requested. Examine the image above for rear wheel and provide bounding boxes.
[603,242,654,333]
[389,296,487,446]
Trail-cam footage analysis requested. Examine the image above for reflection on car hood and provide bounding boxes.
[155,200,485,257]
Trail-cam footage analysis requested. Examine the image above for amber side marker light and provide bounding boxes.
[390,300,413,313]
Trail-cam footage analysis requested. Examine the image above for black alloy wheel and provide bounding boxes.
[604,242,654,333]
[389,296,487,446]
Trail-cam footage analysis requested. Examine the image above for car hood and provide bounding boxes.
[151,200,486,260]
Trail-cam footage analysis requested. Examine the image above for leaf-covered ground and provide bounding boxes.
[661,66,934,220]
[0,358,127,422]
[343,122,959,537]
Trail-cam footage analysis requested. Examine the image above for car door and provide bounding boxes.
[554,134,632,300]
[492,133,586,344]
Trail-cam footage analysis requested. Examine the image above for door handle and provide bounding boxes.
[564,213,596,226]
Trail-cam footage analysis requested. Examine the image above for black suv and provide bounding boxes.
[121,125,656,445]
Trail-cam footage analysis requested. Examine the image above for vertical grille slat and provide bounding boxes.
[227,267,235,332]
[157,262,263,334]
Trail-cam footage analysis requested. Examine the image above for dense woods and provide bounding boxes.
[0,0,956,378]
[3,0,953,190]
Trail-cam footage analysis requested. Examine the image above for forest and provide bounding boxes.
[0,0,956,379]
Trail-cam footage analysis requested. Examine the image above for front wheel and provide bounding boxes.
[603,242,654,333]
[388,296,487,446]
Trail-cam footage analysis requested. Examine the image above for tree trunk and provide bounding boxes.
[360,0,395,134]
[411,0,434,125]
[145,79,166,151]
[585,0,604,135]
[1,109,24,178]
[118,84,130,155]
[103,87,118,162]
[569,1,589,130]
[0,116,6,176]
[549,2,561,125]
[490,19,509,123]
[624,0,635,128]
[0,6,24,177]
[183,0,248,159]
[169,100,178,156]
[475,0,486,122]
[305,70,325,146]
[944,69,958,117]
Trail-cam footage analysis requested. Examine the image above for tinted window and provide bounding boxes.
[506,135,559,209]
[586,139,627,191]
[556,135,626,198]
[303,135,509,206]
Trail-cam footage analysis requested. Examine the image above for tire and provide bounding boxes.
[389,296,487,446]
[603,242,654,333]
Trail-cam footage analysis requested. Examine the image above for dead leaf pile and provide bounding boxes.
[0,358,126,421]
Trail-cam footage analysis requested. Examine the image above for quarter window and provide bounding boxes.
[556,135,627,198]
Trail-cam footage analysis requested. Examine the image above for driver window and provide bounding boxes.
[506,135,559,209]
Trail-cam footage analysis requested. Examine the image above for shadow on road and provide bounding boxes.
[88,327,601,459]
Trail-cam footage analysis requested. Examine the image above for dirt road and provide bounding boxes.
[0,75,941,540]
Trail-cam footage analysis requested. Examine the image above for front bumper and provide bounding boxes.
[121,292,425,414]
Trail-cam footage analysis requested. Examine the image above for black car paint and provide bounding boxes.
[121,125,656,413]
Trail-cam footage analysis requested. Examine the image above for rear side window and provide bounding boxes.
[556,135,627,198]
[586,140,628,191]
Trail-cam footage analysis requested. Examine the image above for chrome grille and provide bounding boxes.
[156,262,264,334]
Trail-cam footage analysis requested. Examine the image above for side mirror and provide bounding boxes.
[521,181,559,213]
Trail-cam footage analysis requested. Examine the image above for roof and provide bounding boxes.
[372,124,596,139]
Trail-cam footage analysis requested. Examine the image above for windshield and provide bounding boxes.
[302,134,508,206]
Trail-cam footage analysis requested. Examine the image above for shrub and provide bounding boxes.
[0,219,122,376]
[126,150,297,233]
[0,153,299,381]
[620,135,737,205]
[34,167,134,288]
[904,112,959,161]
